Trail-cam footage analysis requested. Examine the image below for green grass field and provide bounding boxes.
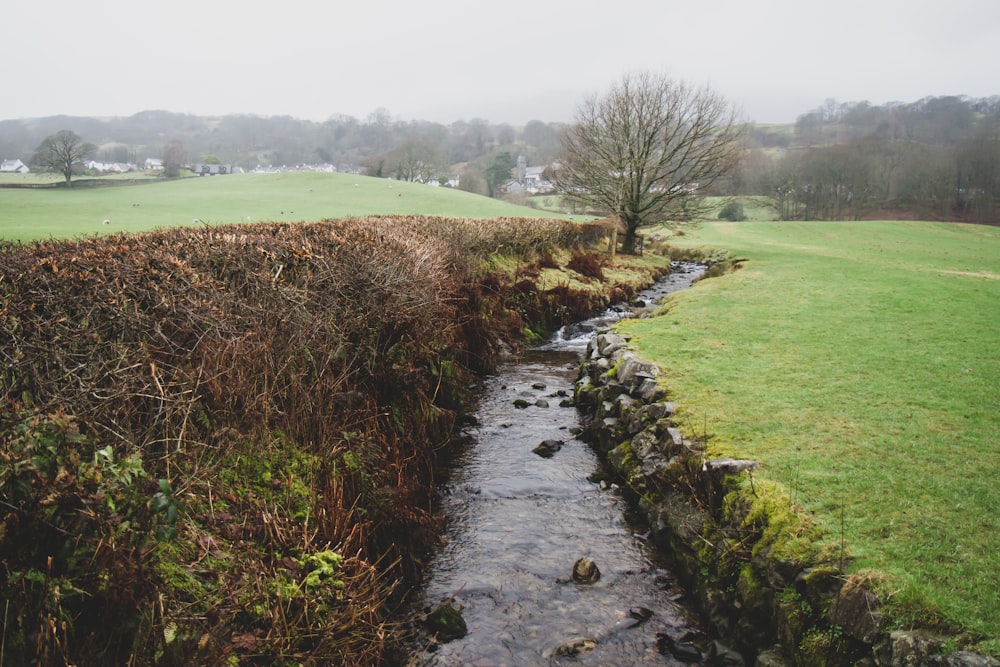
[5,176,997,648]
[620,220,1000,648]
[0,172,568,243]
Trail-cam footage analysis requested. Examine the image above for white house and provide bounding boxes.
[0,159,29,173]
[524,165,554,193]
[144,158,163,170]
[85,160,135,173]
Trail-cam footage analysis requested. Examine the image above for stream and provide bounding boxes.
[407,263,714,666]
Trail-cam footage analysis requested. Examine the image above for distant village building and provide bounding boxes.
[423,176,460,188]
[250,163,338,174]
[194,163,239,175]
[504,180,526,194]
[1,159,29,173]
[523,166,553,193]
[85,160,136,173]
[144,158,163,170]
[513,154,554,193]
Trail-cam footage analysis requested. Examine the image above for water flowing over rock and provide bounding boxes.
[405,265,718,664]
[532,439,563,458]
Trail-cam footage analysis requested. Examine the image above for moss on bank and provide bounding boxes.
[576,327,1000,665]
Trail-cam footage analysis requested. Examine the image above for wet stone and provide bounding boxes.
[629,606,654,623]
[572,557,601,583]
[423,600,467,642]
[657,633,703,662]
[587,469,611,485]
[532,439,563,458]
[713,640,747,666]
[706,458,760,474]
[556,637,598,656]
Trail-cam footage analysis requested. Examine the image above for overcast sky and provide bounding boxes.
[4,0,999,126]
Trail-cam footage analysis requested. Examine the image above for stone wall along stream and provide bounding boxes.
[406,264,720,665]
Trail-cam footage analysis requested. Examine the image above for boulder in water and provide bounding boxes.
[533,439,563,458]
[572,557,601,583]
[656,632,703,662]
[423,599,467,642]
[555,637,598,656]
[629,606,654,623]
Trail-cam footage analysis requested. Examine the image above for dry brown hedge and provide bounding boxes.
[1,215,610,665]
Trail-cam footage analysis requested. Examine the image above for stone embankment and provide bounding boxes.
[574,331,998,667]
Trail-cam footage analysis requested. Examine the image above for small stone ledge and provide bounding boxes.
[575,331,997,667]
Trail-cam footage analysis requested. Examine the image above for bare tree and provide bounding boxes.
[33,130,96,187]
[162,140,187,178]
[555,72,744,253]
[794,141,879,220]
[388,139,439,182]
[895,145,956,220]
[956,136,1000,223]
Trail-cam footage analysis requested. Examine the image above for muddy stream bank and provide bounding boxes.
[405,264,720,665]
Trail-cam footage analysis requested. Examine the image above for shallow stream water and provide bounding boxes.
[407,264,712,666]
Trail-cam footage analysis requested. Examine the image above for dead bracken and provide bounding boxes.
[0,215,662,665]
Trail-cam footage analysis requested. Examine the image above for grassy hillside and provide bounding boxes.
[0,172,568,242]
[621,220,1000,650]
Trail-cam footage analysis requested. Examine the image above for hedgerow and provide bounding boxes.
[0,215,640,665]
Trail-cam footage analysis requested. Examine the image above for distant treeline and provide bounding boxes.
[0,110,567,196]
[734,96,1000,223]
[3,95,998,222]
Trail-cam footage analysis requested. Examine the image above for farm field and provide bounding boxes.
[620,220,1000,651]
[0,172,567,242]
[5,170,998,653]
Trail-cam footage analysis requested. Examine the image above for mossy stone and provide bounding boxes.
[424,601,467,642]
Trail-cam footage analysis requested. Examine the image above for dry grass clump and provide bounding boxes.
[0,215,608,664]
[567,249,607,280]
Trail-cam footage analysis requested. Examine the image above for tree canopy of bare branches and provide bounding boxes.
[555,72,745,253]
[32,130,96,187]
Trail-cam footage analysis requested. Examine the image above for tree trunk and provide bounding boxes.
[621,229,637,255]
[619,214,641,254]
